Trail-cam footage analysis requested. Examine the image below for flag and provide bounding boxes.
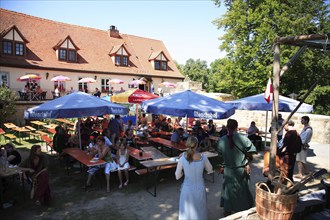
[264,78,273,103]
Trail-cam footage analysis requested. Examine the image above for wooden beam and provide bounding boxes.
[276,34,329,44]
[269,43,280,179]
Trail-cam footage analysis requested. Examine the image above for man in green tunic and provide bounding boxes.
[216,119,257,216]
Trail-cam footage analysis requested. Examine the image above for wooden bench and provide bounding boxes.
[135,163,177,197]
[135,139,149,148]
[4,134,17,142]
[41,135,54,154]
[0,128,5,141]
[135,164,176,175]
[35,130,48,136]
[28,132,41,140]
[112,165,136,173]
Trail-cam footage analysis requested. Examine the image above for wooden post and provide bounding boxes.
[269,42,280,179]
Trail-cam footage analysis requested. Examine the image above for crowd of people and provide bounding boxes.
[0,114,314,218]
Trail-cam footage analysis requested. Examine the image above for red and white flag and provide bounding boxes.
[264,78,273,103]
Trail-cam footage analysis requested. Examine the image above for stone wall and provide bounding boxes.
[213,110,330,144]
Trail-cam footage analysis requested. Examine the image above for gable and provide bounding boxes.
[1,25,29,43]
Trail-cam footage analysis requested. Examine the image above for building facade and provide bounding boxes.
[0,8,184,98]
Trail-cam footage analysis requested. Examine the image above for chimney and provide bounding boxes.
[109,25,120,38]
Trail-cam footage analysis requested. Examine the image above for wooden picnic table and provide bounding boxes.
[63,148,106,167]
[140,146,168,159]
[12,127,30,143]
[31,121,46,126]
[25,126,36,131]
[112,145,153,161]
[55,119,75,126]
[149,137,187,152]
[3,123,18,129]
[43,124,58,129]
[138,151,218,197]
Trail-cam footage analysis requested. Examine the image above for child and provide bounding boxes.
[116,138,130,189]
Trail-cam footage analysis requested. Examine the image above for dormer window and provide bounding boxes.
[1,25,29,57]
[53,36,79,62]
[3,41,12,54]
[109,44,131,67]
[59,49,67,60]
[149,51,168,71]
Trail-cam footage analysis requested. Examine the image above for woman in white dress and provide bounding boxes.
[175,136,213,220]
[116,138,130,189]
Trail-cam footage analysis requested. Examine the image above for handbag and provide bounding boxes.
[29,168,47,200]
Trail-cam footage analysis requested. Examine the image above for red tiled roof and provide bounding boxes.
[0,8,184,79]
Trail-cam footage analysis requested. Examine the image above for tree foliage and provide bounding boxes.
[180,59,210,90]
[0,86,17,125]
[210,0,330,114]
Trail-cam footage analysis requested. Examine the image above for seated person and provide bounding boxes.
[2,143,22,165]
[207,119,216,136]
[116,138,130,189]
[160,118,170,132]
[247,121,262,150]
[53,125,69,154]
[19,145,51,205]
[171,127,185,144]
[167,118,174,131]
[196,126,209,145]
[192,120,202,135]
[124,126,134,147]
[153,118,162,131]
[197,137,214,152]
[93,88,101,97]
[137,120,149,139]
[85,136,117,193]
[219,125,228,137]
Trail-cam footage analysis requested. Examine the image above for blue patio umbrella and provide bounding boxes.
[24,92,128,149]
[24,92,128,119]
[226,93,313,112]
[141,90,235,120]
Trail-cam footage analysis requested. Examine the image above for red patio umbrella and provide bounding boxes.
[111,89,159,124]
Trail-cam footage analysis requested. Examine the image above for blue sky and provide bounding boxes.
[0,0,227,65]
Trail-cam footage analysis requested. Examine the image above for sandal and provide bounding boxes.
[118,184,122,189]
[124,181,129,186]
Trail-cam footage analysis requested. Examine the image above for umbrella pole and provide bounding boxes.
[185,115,188,131]
[78,118,82,150]
[136,105,139,127]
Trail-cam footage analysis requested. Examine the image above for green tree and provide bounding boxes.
[182,59,210,90]
[212,0,330,114]
[0,86,17,125]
